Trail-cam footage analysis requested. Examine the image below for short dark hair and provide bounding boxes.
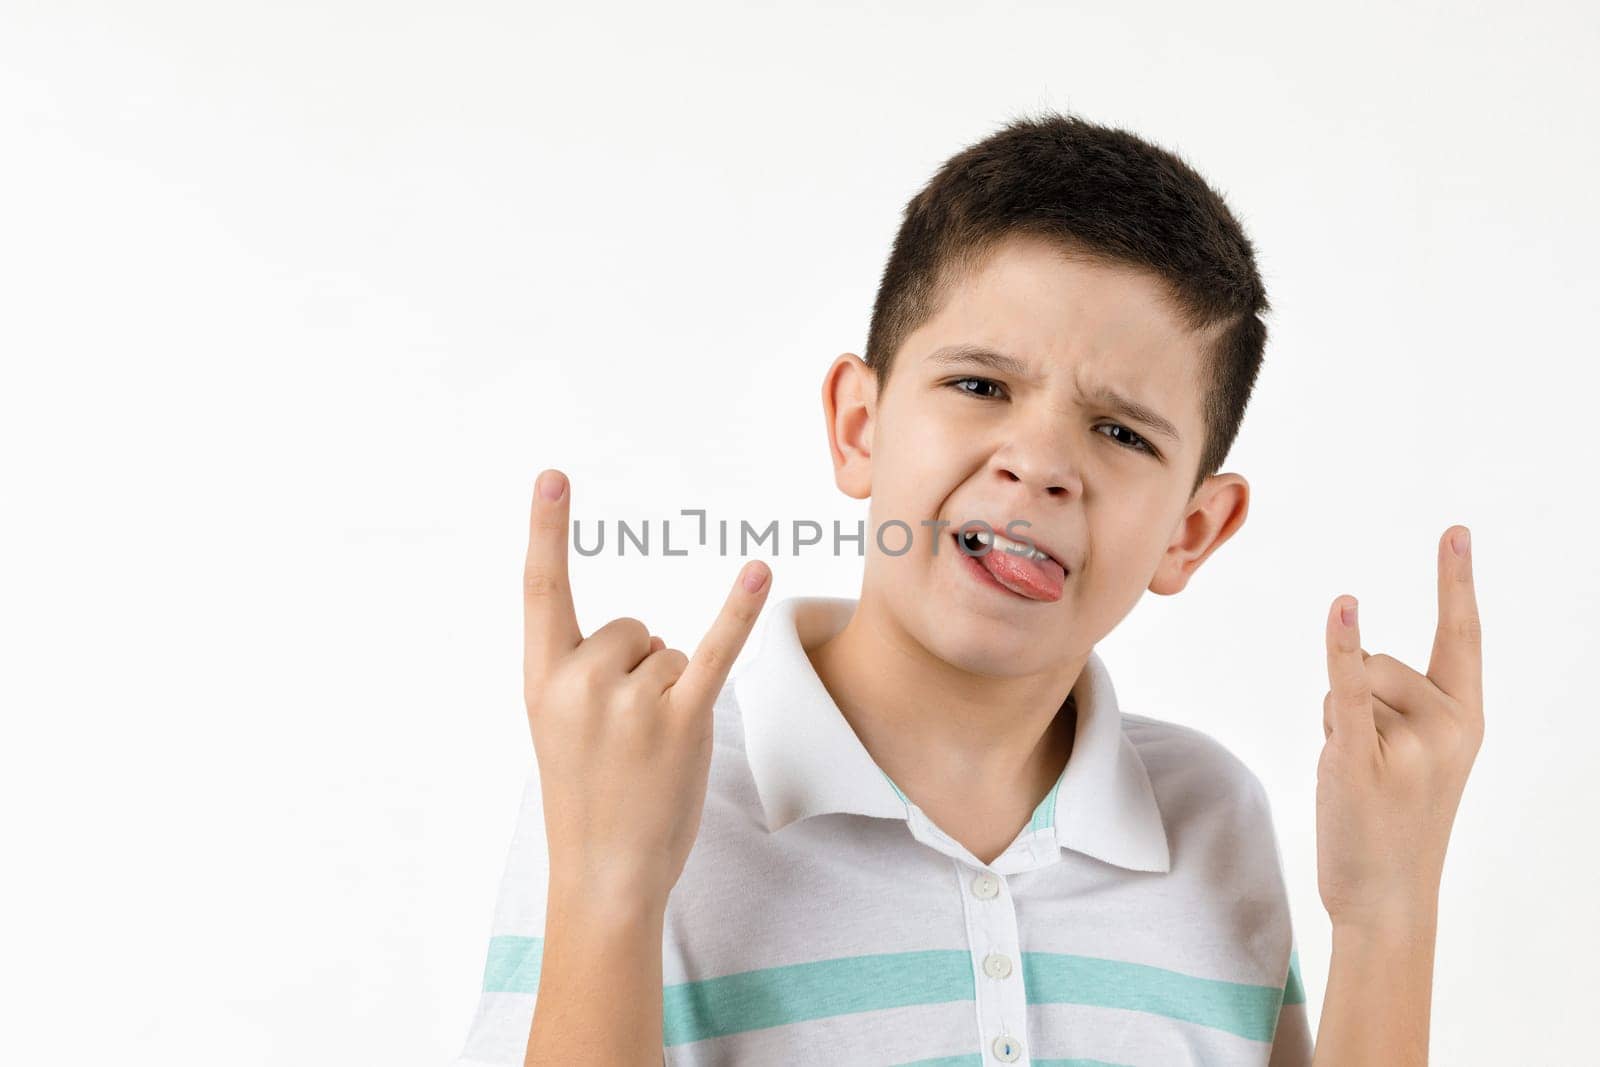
[863,110,1270,497]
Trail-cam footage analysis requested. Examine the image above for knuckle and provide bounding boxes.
[607,679,650,714]
[532,514,567,537]
[1317,741,1353,779]
[570,654,610,690]
[522,569,564,598]
[528,667,579,713]
[1449,722,1480,757]
[1385,727,1424,763]
[697,644,726,676]
[1457,615,1484,645]
[727,598,759,628]
[609,616,650,642]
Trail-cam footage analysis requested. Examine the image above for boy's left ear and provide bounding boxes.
[1148,473,1249,596]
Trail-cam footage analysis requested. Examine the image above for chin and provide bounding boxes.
[920,613,1053,678]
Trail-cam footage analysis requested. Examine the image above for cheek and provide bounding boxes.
[904,421,968,463]
[891,427,975,491]
[1088,502,1171,567]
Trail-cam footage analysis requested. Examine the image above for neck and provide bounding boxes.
[805,595,1083,811]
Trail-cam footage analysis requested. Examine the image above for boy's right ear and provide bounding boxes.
[820,352,875,501]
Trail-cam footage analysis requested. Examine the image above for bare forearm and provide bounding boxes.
[525,879,666,1067]
[1313,907,1438,1067]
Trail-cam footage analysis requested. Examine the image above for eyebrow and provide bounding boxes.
[926,343,1183,444]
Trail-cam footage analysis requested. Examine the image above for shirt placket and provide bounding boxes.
[906,807,1043,1065]
[964,865,1029,1063]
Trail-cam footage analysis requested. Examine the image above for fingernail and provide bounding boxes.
[1341,599,1357,627]
[742,563,769,593]
[538,470,566,501]
[1451,528,1469,557]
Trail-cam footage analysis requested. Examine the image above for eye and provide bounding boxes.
[948,377,1159,458]
[947,376,1006,400]
[1095,423,1156,456]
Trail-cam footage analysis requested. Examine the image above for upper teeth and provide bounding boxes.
[964,528,1052,563]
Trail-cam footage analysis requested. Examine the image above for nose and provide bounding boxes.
[989,417,1083,499]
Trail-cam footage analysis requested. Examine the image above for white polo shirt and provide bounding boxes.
[452,595,1312,1066]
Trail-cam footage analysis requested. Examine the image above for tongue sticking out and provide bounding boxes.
[979,544,1066,602]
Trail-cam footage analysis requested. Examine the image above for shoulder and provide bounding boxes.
[1119,714,1300,994]
[1121,711,1267,795]
[1120,711,1275,830]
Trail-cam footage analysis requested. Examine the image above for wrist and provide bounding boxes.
[1327,870,1442,932]
[549,870,669,929]
[1331,898,1440,944]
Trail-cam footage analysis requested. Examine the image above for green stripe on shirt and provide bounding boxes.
[482,935,542,993]
[893,1057,1131,1067]
[484,938,1291,1046]
[1024,951,1288,1042]
[1282,947,1306,1006]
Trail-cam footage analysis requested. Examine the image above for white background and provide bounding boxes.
[3,2,1596,1063]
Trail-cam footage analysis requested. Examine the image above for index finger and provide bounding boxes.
[1325,594,1375,741]
[670,561,772,714]
[523,469,582,685]
[1427,525,1482,708]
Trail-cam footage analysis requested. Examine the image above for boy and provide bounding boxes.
[454,113,1483,1065]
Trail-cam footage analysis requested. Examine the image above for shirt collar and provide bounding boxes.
[734,595,1171,874]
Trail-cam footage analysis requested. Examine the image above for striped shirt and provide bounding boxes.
[452,595,1312,1065]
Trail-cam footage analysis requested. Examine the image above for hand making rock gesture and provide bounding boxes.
[1316,525,1485,929]
[521,468,772,910]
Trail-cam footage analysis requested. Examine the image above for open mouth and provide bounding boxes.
[952,529,1068,603]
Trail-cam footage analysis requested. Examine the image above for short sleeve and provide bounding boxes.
[1245,757,1314,1066]
[450,768,550,1066]
[1268,945,1313,1066]
[1258,782,1313,1067]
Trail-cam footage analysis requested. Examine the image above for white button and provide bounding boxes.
[983,952,1013,979]
[971,872,1000,899]
[991,1034,1022,1062]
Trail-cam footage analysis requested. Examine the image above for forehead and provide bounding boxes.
[904,234,1210,424]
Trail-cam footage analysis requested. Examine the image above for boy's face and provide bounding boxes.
[823,232,1249,679]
